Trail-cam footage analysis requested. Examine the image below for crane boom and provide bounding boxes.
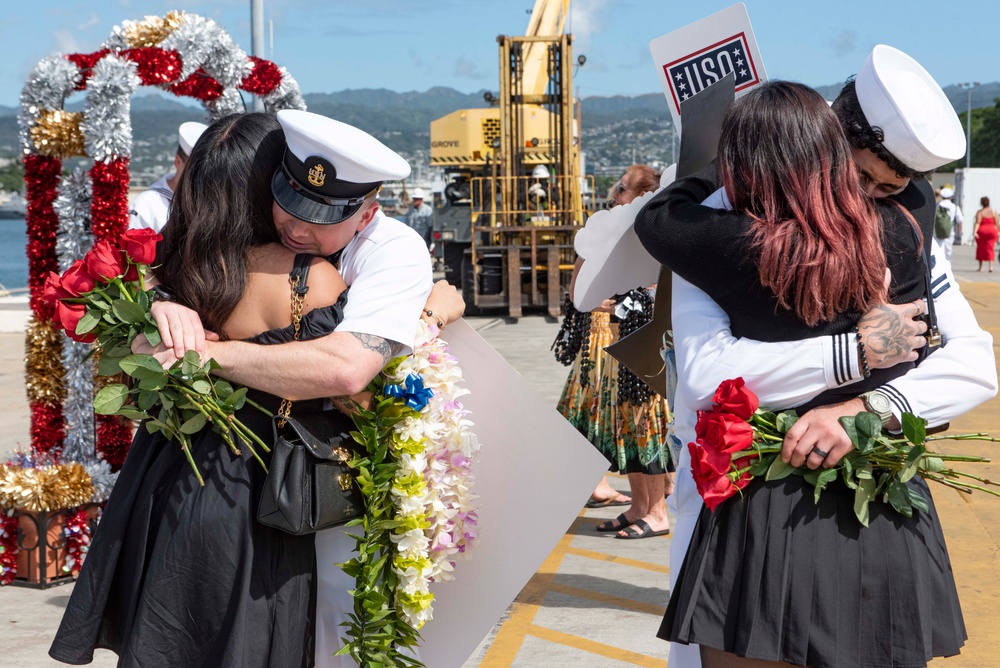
[521,0,570,96]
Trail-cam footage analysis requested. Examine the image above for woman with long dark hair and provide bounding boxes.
[49,112,462,667]
[636,82,966,668]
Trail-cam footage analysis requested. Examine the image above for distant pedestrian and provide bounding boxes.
[973,196,999,272]
[129,122,207,233]
[404,187,434,253]
[935,186,963,262]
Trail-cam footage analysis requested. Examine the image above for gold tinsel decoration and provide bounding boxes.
[29,110,87,159]
[25,317,65,406]
[0,462,94,513]
[124,10,186,48]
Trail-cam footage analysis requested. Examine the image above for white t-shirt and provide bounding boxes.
[335,208,434,352]
[128,173,174,233]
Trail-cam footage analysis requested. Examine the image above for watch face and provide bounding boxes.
[868,392,892,414]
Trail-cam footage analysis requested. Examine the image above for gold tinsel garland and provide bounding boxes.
[0,462,94,513]
[25,317,65,406]
[124,10,185,48]
[29,110,86,159]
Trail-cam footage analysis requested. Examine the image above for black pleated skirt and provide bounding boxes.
[49,398,320,668]
[659,475,966,668]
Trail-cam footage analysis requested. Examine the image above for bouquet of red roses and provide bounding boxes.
[690,378,999,525]
[41,229,271,484]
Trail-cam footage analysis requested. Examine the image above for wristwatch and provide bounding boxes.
[150,284,177,303]
[859,390,893,426]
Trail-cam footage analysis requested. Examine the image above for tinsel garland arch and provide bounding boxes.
[6,10,306,582]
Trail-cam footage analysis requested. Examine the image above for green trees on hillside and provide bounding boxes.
[944,100,1000,170]
[0,161,23,192]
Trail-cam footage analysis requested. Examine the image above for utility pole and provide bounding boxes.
[251,0,266,111]
[959,81,979,169]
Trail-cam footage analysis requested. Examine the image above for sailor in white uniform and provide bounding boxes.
[657,46,996,668]
[128,121,207,233]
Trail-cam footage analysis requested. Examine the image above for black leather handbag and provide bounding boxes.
[256,257,364,535]
[257,411,364,535]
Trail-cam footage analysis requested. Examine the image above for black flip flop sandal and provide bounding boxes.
[595,513,631,532]
[615,518,671,539]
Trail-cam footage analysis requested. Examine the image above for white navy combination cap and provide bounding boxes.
[855,45,966,173]
[273,109,411,225]
[178,122,208,155]
[941,186,955,199]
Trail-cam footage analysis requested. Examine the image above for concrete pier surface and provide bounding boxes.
[2,242,999,667]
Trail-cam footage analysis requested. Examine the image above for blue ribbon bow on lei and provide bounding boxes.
[384,373,434,411]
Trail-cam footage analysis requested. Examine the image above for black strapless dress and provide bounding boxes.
[50,259,349,668]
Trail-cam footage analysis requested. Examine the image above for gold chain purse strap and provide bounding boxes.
[277,259,309,426]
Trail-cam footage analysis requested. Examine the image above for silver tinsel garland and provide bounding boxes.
[159,15,251,87]
[54,169,97,465]
[207,87,247,121]
[81,55,140,162]
[84,456,118,504]
[263,67,307,113]
[18,56,81,154]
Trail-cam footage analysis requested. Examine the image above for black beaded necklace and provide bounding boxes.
[615,288,655,405]
[552,293,594,387]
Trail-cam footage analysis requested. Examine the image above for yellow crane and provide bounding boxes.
[430,0,591,317]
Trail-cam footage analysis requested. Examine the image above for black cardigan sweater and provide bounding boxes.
[634,166,934,411]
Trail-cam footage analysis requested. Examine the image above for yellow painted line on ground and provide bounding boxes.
[565,545,671,575]
[479,516,581,665]
[548,582,666,616]
[527,624,666,668]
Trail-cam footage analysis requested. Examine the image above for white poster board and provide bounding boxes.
[418,319,611,667]
[649,2,767,132]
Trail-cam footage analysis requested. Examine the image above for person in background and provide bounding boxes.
[973,195,999,272]
[129,121,207,233]
[559,163,674,538]
[935,186,963,262]
[404,187,435,253]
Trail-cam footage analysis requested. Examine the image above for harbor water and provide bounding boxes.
[0,218,27,291]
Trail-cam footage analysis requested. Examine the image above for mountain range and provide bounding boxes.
[0,82,996,182]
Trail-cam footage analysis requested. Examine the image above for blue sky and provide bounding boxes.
[1,0,995,107]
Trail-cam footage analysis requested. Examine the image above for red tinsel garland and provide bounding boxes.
[65,50,109,90]
[63,508,91,577]
[89,158,130,242]
[23,155,62,319]
[31,402,65,457]
[96,417,131,471]
[120,48,183,86]
[0,512,17,585]
[169,68,223,101]
[241,56,282,95]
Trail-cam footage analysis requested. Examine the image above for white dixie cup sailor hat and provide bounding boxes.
[178,121,208,155]
[940,186,955,199]
[411,187,426,200]
[272,109,411,225]
[855,44,966,173]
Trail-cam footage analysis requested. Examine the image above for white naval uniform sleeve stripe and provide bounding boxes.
[876,239,997,429]
[672,276,861,412]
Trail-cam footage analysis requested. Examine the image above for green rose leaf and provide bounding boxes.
[181,350,202,377]
[138,375,168,392]
[765,456,796,481]
[117,407,151,422]
[775,411,799,434]
[855,412,883,453]
[137,390,159,412]
[180,413,208,434]
[907,487,930,514]
[901,412,927,446]
[112,299,147,325]
[922,456,947,473]
[94,384,129,415]
[119,354,167,380]
[191,379,212,395]
[854,477,876,527]
[143,322,162,348]
[76,310,101,335]
[839,416,860,449]
[748,455,772,477]
[887,480,913,517]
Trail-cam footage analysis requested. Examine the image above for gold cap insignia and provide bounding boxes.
[308,163,326,187]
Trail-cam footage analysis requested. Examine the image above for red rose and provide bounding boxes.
[712,377,759,420]
[695,410,754,455]
[689,442,740,510]
[41,271,72,307]
[85,240,126,282]
[60,260,96,296]
[120,228,161,264]
[122,264,140,283]
[56,301,96,343]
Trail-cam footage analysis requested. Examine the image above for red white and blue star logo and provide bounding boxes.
[663,33,761,114]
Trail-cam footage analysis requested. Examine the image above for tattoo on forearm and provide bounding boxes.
[350,332,405,363]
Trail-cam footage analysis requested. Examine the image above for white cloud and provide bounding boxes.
[568,0,612,51]
[53,29,81,54]
[78,14,100,31]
